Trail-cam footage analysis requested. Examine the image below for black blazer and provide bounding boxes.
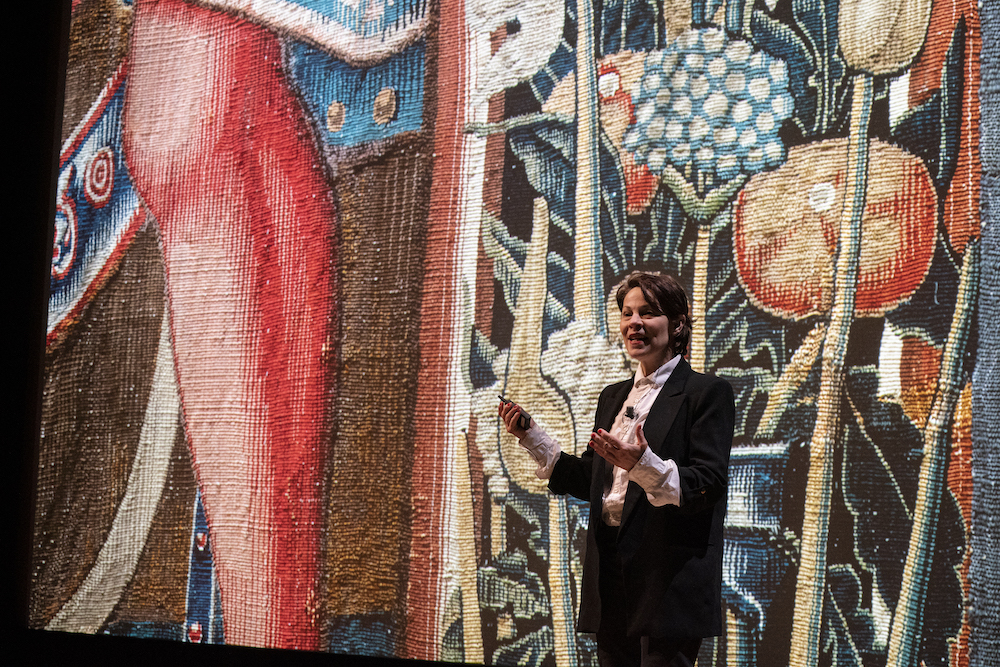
[548,357,735,639]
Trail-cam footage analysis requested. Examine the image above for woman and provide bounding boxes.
[499,271,735,667]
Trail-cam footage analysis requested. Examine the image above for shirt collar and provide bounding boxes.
[634,354,681,389]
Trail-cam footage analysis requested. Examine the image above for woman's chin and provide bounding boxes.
[628,343,655,359]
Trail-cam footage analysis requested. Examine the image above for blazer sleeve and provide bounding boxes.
[676,374,735,515]
[547,448,594,501]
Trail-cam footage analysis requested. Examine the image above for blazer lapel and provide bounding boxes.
[592,378,633,505]
[640,358,691,456]
[596,378,633,431]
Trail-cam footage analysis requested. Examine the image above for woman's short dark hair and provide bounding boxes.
[615,272,693,357]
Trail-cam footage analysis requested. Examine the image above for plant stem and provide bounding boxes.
[573,0,601,331]
[886,240,980,666]
[691,222,711,373]
[788,73,873,666]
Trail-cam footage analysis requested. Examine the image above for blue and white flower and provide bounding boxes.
[623,28,794,186]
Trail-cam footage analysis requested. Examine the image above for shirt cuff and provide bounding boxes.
[519,426,561,480]
[628,446,681,507]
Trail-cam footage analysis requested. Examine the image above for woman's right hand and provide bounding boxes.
[498,399,532,439]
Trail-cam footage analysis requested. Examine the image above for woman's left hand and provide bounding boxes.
[590,423,648,471]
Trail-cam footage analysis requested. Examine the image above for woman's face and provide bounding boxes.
[620,286,677,374]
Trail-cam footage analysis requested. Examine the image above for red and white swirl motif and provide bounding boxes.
[83,146,115,208]
[52,165,77,279]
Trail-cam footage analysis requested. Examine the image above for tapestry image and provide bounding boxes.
[34,0,1000,665]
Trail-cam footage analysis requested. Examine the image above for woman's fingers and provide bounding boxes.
[590,429,618,457]
[498,400,526,435]
[591,428,642,470]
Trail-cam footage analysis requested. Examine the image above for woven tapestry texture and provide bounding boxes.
[34,0,998,665]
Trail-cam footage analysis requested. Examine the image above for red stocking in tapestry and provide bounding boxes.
[123,0,337,650]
